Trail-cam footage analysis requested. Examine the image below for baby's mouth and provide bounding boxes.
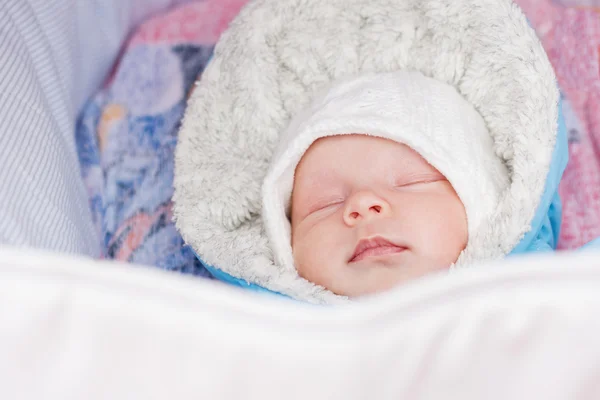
[349,236,407,263]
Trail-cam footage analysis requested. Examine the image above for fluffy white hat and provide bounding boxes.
[262,70,510,277]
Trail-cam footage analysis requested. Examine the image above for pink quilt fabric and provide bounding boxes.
[76,0,248,272]
[514,0,600,249]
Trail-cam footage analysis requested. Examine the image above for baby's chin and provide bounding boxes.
[340,254,450,297]
[296,252,451,298]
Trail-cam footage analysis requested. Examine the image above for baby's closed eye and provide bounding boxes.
[306,196,346,215]
[393,172,446,188]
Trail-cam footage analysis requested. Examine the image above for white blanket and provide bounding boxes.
[1,246,600,398]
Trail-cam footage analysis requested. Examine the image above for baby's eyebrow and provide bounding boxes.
[302,167,340,185]
[295,168,342,193]
[393,155,444,175]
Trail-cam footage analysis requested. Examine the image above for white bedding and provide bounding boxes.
[1,245,600,399]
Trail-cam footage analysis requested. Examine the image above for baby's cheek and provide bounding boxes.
[294,245,327,288]
[449,196,468,243]
[292,229,320,278]
[293,227,343,287]
[437,195,468,261]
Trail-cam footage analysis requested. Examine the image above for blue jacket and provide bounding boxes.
[509,95,568,255]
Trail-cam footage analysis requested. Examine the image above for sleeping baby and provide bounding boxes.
[261,71,510,298]
[290,135,467,297]
[174,0,565,304]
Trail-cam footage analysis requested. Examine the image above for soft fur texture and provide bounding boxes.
[262,70,510,285]
[174,0,559,304]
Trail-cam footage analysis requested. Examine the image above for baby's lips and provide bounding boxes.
[349,236,407,262]
[350,245,407,263]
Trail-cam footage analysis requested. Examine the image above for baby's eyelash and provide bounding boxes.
[310,198,344,213]
[394,176,445,187]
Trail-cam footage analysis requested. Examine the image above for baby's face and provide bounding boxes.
[291,135,468,298]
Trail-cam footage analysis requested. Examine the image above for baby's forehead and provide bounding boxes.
[296,134,433,175]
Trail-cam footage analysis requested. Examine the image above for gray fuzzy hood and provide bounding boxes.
[173,0,559,304]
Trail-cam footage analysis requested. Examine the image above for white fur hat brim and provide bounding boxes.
[173,0,559,304]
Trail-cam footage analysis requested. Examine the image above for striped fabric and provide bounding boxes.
[0,0,192,257]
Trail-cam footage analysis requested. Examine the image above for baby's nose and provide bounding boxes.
[343,191,389,225]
